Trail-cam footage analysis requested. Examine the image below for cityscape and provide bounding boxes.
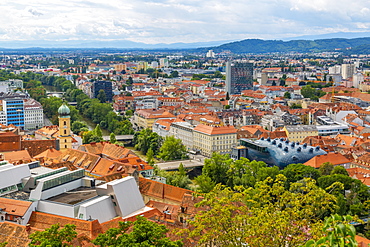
[1,0,370,246]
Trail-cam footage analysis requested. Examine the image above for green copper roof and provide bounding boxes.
[58,103,70,116]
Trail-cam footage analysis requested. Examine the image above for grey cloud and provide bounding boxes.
[28,8,43,16]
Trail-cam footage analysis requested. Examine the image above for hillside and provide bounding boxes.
[200,37,370,54]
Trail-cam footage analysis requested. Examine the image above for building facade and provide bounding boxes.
[169,121,195,151]
[193,124,237,157]
[283,125,318,142]
[92,81,113,102]
[24,98,44,130]
[225,61,253,95]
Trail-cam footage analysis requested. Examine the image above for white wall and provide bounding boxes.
[21,201,38,225]
[37,200,75,218]
[30,179,83,201]
[77,196,117,223]
[40,179,83,200]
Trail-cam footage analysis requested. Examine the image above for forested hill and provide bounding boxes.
[199,37,370,54]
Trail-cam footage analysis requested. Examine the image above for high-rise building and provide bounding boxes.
[206,50,215,58]
[226,61,253,95]
[159,58,169,68]
[92,80,113,102]
[4,99,24,128]
[341,64,355,80]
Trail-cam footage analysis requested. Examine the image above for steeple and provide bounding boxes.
[58,103,72,151]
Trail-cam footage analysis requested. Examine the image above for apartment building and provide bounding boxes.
[193,124,237,157]
[283,125,318,142]
[134,109,175,130]
[169,121,195,151]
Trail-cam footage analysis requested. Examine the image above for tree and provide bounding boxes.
[93,124,103,138]
[134,128,162,155]
[290,103,302,109]
[97,89,106,103]
[282,163,320,185]
[82,131,103,144]
[170,70,179,78]
[304,214,357,247]
[146,148,155,166]
[125,109,133,117]
[319,162,334,176]
[157,136,188,161]
[202,153,232,185]
[29,223,77,247]
[284,91,291,99]
[185,175,338,246]
[194,174,216,193]
[126,76,133,85]
[109,133,117,144]
[332,166,349,176]
[71,121,88,135]
[161,163,192,189]
[93,216,183,247]
[301,85,326,101]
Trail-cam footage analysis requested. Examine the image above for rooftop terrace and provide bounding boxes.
[46,187,98,205]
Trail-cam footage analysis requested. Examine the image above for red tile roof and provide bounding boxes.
[139,177,192,204]
[28,212,102,239]
[193,124,237,135]
[304,152,351,168]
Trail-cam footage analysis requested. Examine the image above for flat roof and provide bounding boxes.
[36,169,82,183]
[46,187,98,205]
[30,167,60,177]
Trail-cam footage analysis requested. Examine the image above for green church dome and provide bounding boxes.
[58,103,70,116]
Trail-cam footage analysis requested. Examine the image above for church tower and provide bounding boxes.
[58,103,72,151]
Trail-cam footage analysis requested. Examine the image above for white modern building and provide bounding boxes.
[341,64,355,80]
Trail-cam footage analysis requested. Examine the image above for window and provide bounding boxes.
[64,130,67,135]
[64,121,66,125]
[79,214,84,219]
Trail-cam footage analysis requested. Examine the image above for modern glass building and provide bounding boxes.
[5,99,24,128]
[225,61,253,95]
[234,137,327,168]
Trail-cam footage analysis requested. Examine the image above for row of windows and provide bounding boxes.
[34,167,68,185]
[42,170,84,191]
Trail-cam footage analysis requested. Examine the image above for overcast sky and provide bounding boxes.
[1,0,370,44]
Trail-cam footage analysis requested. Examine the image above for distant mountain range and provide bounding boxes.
[199,37,370,54]
[0,39,232,49]
[1,34,370,54]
